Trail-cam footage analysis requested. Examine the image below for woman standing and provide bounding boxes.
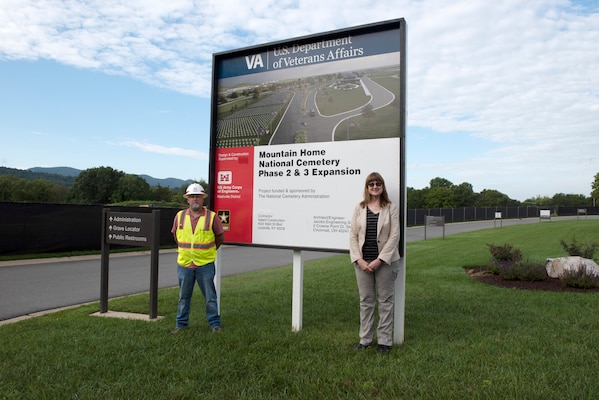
[349,172,400,353]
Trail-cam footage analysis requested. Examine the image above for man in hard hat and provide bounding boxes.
[170,183,224,334]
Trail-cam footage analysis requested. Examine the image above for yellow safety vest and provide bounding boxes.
[175,208,217,267]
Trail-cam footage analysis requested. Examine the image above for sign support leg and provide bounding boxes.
[215,248,222,314]
[100,208,109,314]
[393,258,406,344]
[292,249,304,332]
[149,210,160,319]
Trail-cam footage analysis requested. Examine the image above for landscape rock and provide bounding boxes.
[545,256,599,278]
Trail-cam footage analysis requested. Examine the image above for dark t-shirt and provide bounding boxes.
[362,207,379,262]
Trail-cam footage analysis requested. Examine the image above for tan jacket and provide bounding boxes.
[349,202,401,265]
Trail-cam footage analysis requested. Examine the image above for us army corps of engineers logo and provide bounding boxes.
[217,210,230,231]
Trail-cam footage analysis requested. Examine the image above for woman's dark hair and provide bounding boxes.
[359,172,391,208]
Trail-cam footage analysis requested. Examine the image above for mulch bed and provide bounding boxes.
[465,266,599,293]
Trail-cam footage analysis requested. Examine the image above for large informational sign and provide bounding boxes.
[210,19,406,252]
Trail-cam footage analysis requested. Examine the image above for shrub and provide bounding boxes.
[559,236,599,260]
[561,266,599,289]
[487,243,523,274]
[498,259,548,281]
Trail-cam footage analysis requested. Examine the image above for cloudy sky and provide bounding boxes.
[1,0,597,201]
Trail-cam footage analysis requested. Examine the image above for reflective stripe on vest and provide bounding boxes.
[176,208,217,267]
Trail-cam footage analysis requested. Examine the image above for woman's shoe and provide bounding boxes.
[377,345,391,353]
[353,342,373,350]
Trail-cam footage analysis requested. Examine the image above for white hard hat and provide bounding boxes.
[184,183,207,198]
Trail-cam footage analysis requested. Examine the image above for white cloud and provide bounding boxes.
[1,0,598,199]
[118,140,209,160]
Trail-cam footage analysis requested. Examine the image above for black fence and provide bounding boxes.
[0,203,180,256]
[407,206,599,227]
[1,203,598,256]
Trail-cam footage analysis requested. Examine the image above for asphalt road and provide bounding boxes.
[0,216,592,323]
[0,247,339,322]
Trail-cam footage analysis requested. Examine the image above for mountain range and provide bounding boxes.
[0,166,194,189]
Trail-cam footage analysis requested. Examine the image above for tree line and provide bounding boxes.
[0,166,205,206]
[408,175,599,209]
[1,167,598,208]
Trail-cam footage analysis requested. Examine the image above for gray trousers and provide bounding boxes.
[354,261,398,346]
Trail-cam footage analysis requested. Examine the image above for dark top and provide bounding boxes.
[362,207,380,262]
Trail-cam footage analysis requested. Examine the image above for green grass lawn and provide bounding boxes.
[1,220,599,399]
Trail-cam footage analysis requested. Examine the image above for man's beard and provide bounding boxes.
[190,203,202,211]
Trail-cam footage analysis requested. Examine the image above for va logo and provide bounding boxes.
[245,54,264,70]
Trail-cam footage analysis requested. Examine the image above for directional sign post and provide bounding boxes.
[100,209,161,319]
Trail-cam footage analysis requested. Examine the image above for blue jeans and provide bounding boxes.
[176,263,220,329]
